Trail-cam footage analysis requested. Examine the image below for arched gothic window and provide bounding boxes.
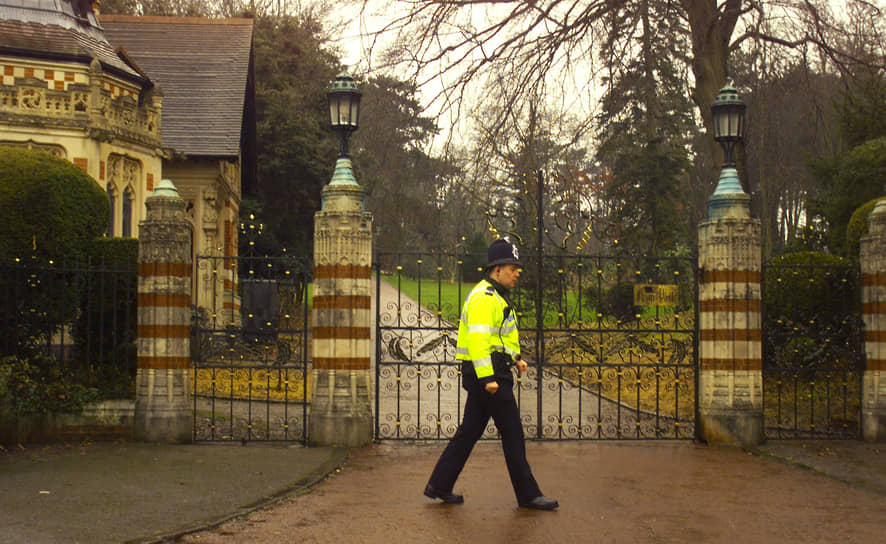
[107,154,141,238]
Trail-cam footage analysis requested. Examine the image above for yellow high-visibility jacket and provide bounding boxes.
[456,279,520,380]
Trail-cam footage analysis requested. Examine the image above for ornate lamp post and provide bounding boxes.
[697,82,763,447]
[708,84,748,218]
[310,69,373,447]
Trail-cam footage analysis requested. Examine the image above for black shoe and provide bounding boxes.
[424,483,464,504]
[520,496,559,510]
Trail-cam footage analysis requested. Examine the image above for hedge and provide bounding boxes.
[0,147,108,261]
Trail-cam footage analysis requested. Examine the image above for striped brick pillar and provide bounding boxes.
[696,166,764,446]
[309,157,373,447]
[861,199,886,441]
[133,179,193,443]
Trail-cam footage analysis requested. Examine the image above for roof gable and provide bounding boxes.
[101,15,254,158]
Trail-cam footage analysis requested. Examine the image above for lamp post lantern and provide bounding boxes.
[708,84,748,218]
[328,70,361,157]
[711,84,746,168]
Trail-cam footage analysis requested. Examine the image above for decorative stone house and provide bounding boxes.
[101,14,256,326]
[0,2,255,326]
[0,0,163,239]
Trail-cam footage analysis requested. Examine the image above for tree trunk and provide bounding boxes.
[681,0,745,192]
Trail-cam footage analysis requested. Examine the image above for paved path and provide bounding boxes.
[179,441,886,544]
[0,442,348,544]
[374,278,694,440]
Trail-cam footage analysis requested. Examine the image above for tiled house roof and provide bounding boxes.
[0,2,148,84]
[101,15,255,160]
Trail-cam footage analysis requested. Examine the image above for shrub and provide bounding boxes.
[0,148,110,358]
[599,282,642,322]
[846,196,886,259]
[0,355,99,418]
[763,252,862,371]
[808,137,886,256]
[0,147,109,260]
[71,238,138,397]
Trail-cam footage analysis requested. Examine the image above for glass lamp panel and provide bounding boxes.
[714,111,727,139]
[727,109,738,138]
[733,109,744,139]
[349,97,360,129]
[329,97,340,127]
[339,95,352,126]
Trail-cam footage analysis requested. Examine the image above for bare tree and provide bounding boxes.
[354,0,884,180]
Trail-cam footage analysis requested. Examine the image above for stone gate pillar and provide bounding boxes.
[133,179,193,443]
[697,167,764,447]
[309,158,373,447]
[861,199,886,441]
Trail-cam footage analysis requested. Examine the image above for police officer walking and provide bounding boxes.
[423,238,559,510]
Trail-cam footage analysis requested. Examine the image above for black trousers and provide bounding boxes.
[426,381,542,503]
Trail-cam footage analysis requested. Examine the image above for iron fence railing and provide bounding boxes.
[0,255,137,397]
[761,262,864,439]
[191,255,311,443]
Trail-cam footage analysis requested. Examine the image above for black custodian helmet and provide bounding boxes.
[486,238,521,269]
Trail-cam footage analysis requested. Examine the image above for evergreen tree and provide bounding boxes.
[594,0,695,254]
[250,12,339,254]
[808,68,886,256]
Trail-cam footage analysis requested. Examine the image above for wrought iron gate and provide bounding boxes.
[191,254,311,442]
[374,251,698,440]
[761,261,864,439]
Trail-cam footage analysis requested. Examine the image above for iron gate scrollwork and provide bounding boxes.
[192,254,311,442]
[374,251,699,440]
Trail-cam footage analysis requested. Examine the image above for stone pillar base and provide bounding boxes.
[133,409,192,443]
[133,368,192,443]
[308,413,372,448]
[698,409,764,447]
[863,371,886,442]
[862,411,886,442]
[308,369,372,447]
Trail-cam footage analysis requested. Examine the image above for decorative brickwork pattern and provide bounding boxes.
[133,181,193,442]
[309,158,374,447]
[0,64,87,90]
[697,212,764,446]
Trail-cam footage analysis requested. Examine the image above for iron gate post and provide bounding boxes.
[309,157,374,447]
[133,179,193,443]
[697,167,764,447]
[535,171,545,438]
[861,198,886,441]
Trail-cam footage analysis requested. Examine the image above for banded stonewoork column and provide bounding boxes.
[861,198,886,441]
[309,157,373,447]
[696,167,764,446]
[133,179,193,442]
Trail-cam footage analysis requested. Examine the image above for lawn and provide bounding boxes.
[381,274,467,323]
[380,273,686,328]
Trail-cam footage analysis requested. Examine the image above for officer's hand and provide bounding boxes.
[485,381,499,395]
[516,360,528,373]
